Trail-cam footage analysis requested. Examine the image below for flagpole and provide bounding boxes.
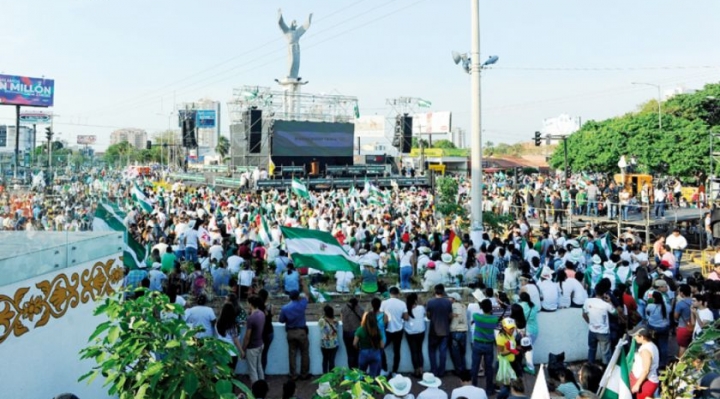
[596,334,628,399]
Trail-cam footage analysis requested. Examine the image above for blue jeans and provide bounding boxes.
[609,204,618,219]
[621,204,629,220]
[400,266,413,289]
[471,341,495,392]
[588,331,611,365]
[358,348,382,377]
[654,202,665,217]
[673,250,683,279]
[449,331,467,373]
[428,334,449,377]
[586,199,598,216]
[185,247,198,263]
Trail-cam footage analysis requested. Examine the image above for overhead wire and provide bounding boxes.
[77,0,407,119]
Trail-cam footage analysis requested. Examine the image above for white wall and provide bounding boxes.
[237,308,591,375]
[0,254,122,399]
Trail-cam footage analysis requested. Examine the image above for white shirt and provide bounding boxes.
[694,308,714,337]
[404,305,426,334]
[666,234,688,251]
[335,271,354,293]
[184,305,216,338]
[631,342,660,383]
[451,386,487,399]
[417,387,448,399]
[239,269,255,287]
[184,229,199,249]
[538,280,561,311]
[227,255,244,275]
[583,297,615,334]
[208,244,224,261]
[523,283,542,309]
[559,277,587,308]
[380,297,407,333]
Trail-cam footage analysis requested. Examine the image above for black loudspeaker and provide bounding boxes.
[182,118,197,148]
[401,115,413,153]
[249,109,262,154]
[712,209,720,238]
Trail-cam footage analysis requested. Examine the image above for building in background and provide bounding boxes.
[178,99,221,162]
[0,125,35,154]
[541,114,582,145]
[110,128,148,149]
[451,127,466,148]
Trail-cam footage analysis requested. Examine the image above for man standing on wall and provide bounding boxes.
[380,286,406,376]
[426,284,453,378]
[279,280,312,381]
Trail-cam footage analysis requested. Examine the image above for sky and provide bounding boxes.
[3,0,720,150]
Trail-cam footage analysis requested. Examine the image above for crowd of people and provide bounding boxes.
[4,168,719,399]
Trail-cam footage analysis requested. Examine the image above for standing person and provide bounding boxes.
[653,186,666,218]
[628,326,660,399]
[518,292,539,375]
[553,192,565,226]
[425,284,453,378]
[403,292,426,378]
[586,181,599,217]
[215,303,242,375]
[447,292,468,375]
[317,305,340,374]
[341,297,365,369]
[243,296,266,384]
[399,243,415,290]
[665,229,688,280]
[278,283,311,381]
[690,293,714,339]
[257,289,274,374]
[381,286,407,376]
[184,221,200,263]
[645,291,670,369]
[471,299,498,394]
[674,284,693,358]
[582,280,616,366]
[184,294,216,339]
[354,311,384,377]
[370,297,390,374]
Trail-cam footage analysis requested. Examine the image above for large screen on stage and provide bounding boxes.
[272,121,354,157]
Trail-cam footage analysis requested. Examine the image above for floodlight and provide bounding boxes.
[452,51,463,65]
[483,55,499,66]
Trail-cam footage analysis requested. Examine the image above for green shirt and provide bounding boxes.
[161,252,177,274]
[355,326,379,350]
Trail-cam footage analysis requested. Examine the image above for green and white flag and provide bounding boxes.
[291,178,310,200]
[257,213,272,245]
[94,201,148,269]
[132,181,154,213]
[417,98,432,108]
[280,226,359,274]
[309,285,332,303]
[598,343,632,399]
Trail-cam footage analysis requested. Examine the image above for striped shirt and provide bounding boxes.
[472,313,498,343]
[479,264,499,290]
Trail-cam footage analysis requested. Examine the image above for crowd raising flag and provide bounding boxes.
[291,178,310,200]
[280,226,359,274]
[94,200,148,269]
[446,229,462,255]
[131,181,154,213]
[598,337,633,399]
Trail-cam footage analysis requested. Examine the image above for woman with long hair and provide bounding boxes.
[371,297,389,372]
[341,297,364,369]
[353,311,384,377]
[402,292,426,378]
[645,291,670,368]
[518,291,539,375]
[215,303,242,373]
[399,242,415,290]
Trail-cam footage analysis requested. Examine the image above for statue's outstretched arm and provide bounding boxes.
[278,8,289,33]
[296,13,312,37]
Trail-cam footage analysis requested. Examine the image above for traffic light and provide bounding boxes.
[146,140,152,150]
[534,131,541,146]
[45,127,53,141]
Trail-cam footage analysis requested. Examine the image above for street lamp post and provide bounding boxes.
[632,82,662,131]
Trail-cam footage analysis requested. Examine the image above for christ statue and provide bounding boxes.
[278,9,313,80]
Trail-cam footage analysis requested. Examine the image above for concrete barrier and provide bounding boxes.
[235,307,591,375]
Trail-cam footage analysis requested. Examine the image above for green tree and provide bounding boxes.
[215,135,230,161]
[411,137,429,148]
[104,141,136,167]
[432,139,456,149]
[80,290,252,399]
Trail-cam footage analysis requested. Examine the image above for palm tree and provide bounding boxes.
[215,135,230,163]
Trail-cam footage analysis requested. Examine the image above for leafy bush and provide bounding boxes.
[79,290,251,399]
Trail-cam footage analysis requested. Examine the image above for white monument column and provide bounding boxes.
[469,0,484,245]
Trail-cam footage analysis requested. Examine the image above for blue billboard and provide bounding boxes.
[0,74,55,107]
[196,110,216,128]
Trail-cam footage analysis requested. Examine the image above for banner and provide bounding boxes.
[354,115,386,138]
[0,74,55,107]
[77,135,97,145]
[412,111,452,134]
[19,111,52,123]
[196,110,216,128]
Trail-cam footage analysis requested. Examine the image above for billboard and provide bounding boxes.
[196,110,216,128]
[272,121,354,157]
[178,110,197,127]
[354,115,386,138]
[412,111,452,134]
[0,74,55,107]
[19,111,52,123]
[77,135,97,145]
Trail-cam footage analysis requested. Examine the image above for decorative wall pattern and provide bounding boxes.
[0,258,124,344]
